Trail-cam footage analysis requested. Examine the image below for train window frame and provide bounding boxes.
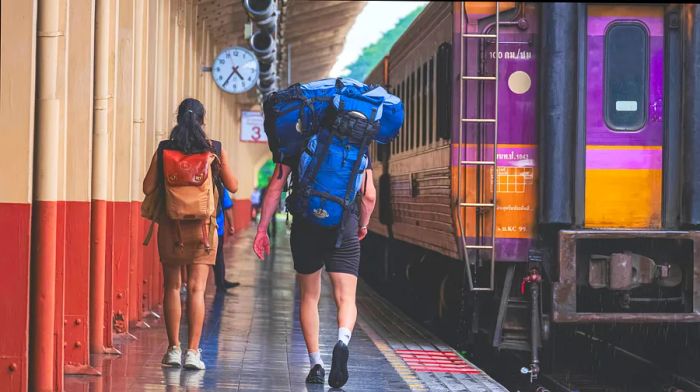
[427,57,435,145]
[410,70,416,152]
[397,81,404,154]
[403,78,408,153]
[436,42,452,141]
[416,65,423,150]
[422,61,429,147]
[603,21,649,132]
[393,82,398,155]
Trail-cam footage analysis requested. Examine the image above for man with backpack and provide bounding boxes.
[253,162,376,388]
[253,78,402,388]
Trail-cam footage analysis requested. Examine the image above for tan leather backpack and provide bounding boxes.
[162,149,218,253]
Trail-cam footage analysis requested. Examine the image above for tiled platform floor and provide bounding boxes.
[65,222,506,391]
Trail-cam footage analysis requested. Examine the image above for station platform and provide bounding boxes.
[64,223,507,392]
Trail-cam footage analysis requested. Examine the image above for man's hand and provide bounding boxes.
[358,226,368,241]
[253,229,270,260]
[227,222,235,236]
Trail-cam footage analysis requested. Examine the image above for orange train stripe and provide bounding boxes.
[585,169,662,228]
[588,5,664,18]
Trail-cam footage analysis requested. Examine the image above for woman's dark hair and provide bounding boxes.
[169,98,211,154]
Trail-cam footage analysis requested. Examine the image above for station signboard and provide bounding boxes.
[240,111,267,143]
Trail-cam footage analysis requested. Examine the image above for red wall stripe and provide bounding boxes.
[233,199,252,232]
[63,201,91,370]
[111,201,132,335]
[54,201,66,392]
[103,203,116,347]
[29,201,58,391]
[0,203,31,391]
[128,201,142,324]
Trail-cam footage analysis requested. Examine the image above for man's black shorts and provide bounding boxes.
[289,212,360,276]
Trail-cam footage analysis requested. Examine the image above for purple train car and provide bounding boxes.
[362,2,700,380]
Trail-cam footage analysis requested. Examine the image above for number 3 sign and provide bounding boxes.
[240,111,267,143]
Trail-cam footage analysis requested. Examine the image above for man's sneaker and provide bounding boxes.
[161,346,182,367]
[183,348,206,370]
[329,340,349,388]
[305,364,325,384]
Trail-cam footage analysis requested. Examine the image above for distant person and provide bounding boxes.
[251,187,261,221]
[214,186,239,291]
[143,98,238,371]
[253,162,376,387]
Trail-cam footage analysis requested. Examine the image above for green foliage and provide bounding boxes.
[257,159,275,189]
[345,5,426,82]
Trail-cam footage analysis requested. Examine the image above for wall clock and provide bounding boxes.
[211,46,259,94]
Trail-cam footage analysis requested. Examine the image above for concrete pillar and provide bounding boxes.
[129,0,147,327]
[90,0,119,356]
[0,1,36,390]
[111,0,135,338]
[63,0,99,376]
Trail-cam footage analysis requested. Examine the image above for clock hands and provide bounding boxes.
[222,71,235,87]
[222,66,246,89]
[232,65,245,81]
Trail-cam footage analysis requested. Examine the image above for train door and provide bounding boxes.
[584,5,664,228]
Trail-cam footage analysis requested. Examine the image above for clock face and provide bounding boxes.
[211,47,260,94]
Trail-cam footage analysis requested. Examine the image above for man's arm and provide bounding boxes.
[253,163,292,259]
[224,207,235,235]
[358,169,376,240]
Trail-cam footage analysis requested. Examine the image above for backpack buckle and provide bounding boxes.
[347,110,367,120]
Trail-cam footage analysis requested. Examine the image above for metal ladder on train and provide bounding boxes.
[457,2,500,292]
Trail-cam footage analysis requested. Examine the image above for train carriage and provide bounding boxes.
[362,1,700,381]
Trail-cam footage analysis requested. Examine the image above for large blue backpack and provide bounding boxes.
[263,78,404,244]
[262,78,368,165]
[262,78,403,164]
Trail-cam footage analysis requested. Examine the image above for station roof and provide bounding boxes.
[197,0,366,86]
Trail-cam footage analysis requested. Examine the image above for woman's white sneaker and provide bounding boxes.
[161,346,182,367]
[183,349,206,370]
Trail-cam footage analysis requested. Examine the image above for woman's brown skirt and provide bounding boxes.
[157,218,217,266]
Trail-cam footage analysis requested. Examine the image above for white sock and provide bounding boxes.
[338,327,352,346]
[309,351,323,367]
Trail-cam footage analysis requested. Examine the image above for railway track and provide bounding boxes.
[534,329,700,392]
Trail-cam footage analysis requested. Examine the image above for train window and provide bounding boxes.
[394,82,400,155]
[416,68,422,150]
[422,62,428,147]
[410,71,416,152]
[402,79,408,153]
[401,80,406,153]
[429,57,435,145]
[436,42,452,140]
[397,82,401,154]
[407,73,411,152]
[604,22,648,131]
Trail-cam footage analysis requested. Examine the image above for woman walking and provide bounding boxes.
[143,98,238,370]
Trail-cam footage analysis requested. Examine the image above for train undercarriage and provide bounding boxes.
[360,230,700,391]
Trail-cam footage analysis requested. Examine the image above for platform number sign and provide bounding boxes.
[212,47,259,94]
[241,111,267,143]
